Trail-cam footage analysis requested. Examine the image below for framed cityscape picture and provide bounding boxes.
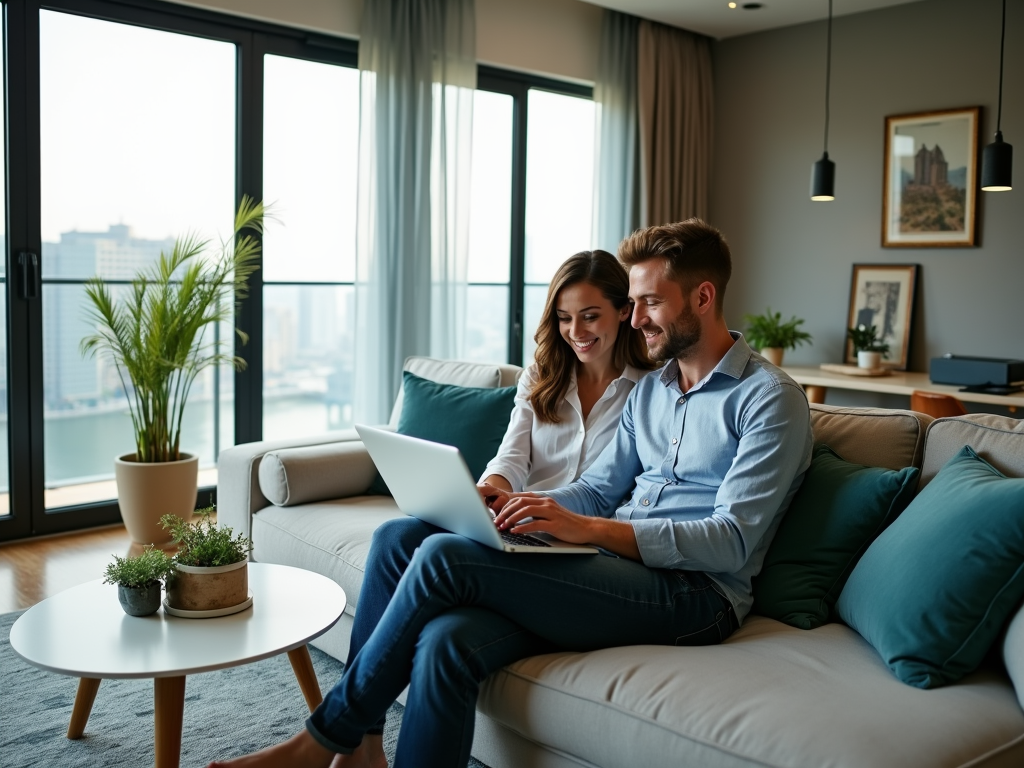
[882,107,979,247]
[845,264,919,370]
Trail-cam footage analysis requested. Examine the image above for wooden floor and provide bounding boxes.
[0,524,139,614]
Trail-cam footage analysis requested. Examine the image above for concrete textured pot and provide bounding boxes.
[760,347,784,366]
[166,559,248,612]
[117,582,162,617]
[114,452,198,545]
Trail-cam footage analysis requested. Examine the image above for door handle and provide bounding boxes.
[18,251,39,300]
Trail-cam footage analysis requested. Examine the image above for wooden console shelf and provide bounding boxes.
[781,365,1024,411]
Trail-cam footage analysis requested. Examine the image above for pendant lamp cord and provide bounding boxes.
[823,0,832,153]
[997,0,1006,133]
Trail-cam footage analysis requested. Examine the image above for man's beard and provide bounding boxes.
[651,303,702,361]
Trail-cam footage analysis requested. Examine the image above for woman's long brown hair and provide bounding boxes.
[530,250,654,423]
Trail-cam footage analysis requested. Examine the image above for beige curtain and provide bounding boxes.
[637,21,713,226]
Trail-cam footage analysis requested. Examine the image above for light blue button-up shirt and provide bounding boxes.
[544,333,813,622]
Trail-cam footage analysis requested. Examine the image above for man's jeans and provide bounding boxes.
[306,517,738,768]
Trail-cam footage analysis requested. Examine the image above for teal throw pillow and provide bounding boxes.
[836,445,1024,689]
[753,445,919,629]
[366,371,517,496]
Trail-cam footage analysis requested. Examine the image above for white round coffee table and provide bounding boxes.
[9,562,346,768]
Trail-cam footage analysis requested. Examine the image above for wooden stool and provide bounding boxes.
[910,390,968,418]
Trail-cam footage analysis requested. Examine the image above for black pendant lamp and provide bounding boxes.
[811,0,835,201]
[982,0,1013,191]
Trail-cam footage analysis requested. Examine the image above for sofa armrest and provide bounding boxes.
[217,428,362,542]
[259,441,379,506]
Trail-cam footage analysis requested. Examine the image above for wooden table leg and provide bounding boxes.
[154,676,186,768]
[804,385,827,404]
[287,645,323,712]
[67,677,101,739]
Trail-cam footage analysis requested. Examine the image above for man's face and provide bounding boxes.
[628,258,702,361]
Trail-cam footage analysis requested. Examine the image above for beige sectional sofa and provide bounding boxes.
[218,357,1024,768]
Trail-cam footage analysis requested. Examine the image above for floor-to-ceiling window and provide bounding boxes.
[522,89,596,363]
[261,53,359,442]
[38,10,236,508]
[0,4,8,518]
[0,0,595,540]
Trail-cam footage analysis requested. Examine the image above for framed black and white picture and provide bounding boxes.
[882,107,979,247]
[845,264,919,370]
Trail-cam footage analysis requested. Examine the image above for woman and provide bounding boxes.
[481,249,655,493]
[208,250,652,768]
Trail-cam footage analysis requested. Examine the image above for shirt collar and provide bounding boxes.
[657,332,753,390]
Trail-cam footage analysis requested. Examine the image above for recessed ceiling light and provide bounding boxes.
[728,2,737,7]
[743,2,764,8]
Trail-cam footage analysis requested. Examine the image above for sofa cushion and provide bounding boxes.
[477,616,1024,768]
[809,404,931,471]
[368,372,517,495]
[251,498,405,620]
[837,445,1024,689]
[921,413,1024,488]
[389,356,521,427]
[259,441,378,507]
[753,444,918,629]
[1003,601,1024,712]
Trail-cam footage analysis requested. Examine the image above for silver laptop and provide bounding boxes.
[356,425,598,554]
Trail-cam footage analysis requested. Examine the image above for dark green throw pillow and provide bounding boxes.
[753,444,919,629]
[366,371,517,496]
[837,445,1024,689]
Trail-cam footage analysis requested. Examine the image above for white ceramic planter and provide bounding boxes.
[166,559,248,613]
[114,452,198,545]
[760,347,785,366]
[858,351,882,370]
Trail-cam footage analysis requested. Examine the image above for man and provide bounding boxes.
[209,219,812,768]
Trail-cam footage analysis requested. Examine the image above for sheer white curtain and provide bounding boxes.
[354,0,475,424]
[593,10,640,254]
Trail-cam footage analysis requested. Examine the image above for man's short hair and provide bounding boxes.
[618,218,732,313]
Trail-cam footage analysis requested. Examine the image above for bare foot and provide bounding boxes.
[329,734,387,768]
[208,730,335,768]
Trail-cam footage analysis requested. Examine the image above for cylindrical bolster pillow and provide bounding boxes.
[259,442,379,507]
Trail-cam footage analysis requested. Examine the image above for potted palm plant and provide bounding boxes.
[162,507,253,616]
[743,307,813,366]
[847,324,890,369]
[81,197,266,545]
[103,546,174,617]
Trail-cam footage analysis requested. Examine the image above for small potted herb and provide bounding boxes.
[103,546,174,617]
[847,324,890,369]
[743,308,813,366]
[162,507,253,615]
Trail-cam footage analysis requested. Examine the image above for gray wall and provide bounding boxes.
[711,0,1022,411]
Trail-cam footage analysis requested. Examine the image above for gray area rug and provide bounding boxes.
[1,610,489,767]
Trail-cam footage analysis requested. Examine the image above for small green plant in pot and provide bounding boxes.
[162,507,253,615]
[80,197,268,547]
[847,324,890,369]
[103,546,174,617]
[743,307,813,366]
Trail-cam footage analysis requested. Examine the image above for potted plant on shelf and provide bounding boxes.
[103,546,174,617]
[743,307,813,366]
[162,507,253,616]
[80,197,267,546]
[847,324,890,369]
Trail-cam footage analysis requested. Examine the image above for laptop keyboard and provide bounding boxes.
[500,530,552,548]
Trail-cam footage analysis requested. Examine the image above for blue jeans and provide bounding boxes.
[306,517,737,768]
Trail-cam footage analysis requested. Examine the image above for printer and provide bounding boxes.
[929,354,1024,393]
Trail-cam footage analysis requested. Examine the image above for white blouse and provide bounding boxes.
[480,363,646,493]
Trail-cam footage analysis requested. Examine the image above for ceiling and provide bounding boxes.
[579,0,928,40]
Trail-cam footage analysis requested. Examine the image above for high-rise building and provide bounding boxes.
[42,226,174,409]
